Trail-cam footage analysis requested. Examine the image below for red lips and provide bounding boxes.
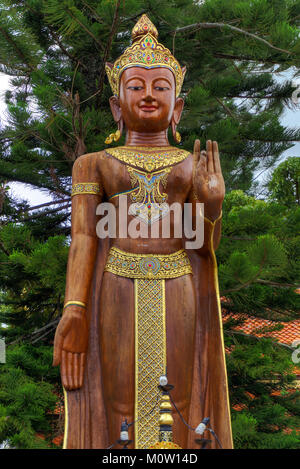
[140,105,157,111]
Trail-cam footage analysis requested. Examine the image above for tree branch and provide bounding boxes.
[81,0,104,24]
[224,329,293,350]
[173,22,291,55]
[7,318,60,346]
[16,198,71,214]
[18,202,71,222]
[64,8,104,51]
[48,27,88,71]
[199,77,237,119]
[80,0,121,106]
[0,26,35,72]
[213,52,286,64]
[256,279,299,289]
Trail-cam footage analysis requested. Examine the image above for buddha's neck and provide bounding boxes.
[125,130,170,147]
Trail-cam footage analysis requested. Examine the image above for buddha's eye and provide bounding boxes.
[127,86,143,91]
[154,86,170,91]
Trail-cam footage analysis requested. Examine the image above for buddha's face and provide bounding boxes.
[117,66,181,133]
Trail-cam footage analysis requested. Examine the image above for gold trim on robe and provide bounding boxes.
[104,247,192,448]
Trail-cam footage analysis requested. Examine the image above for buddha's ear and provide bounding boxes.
[172,97,184,126]
[109,95,122,123]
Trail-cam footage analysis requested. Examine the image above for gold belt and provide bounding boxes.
[104,247,192,279]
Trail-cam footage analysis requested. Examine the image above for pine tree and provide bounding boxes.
[0,0,299,448]
[220,190,300,449]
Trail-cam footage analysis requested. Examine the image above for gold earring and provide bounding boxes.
[175,131,181,143]
[105,129,121,144]
[105,132,114,144]
[114,129,121,142]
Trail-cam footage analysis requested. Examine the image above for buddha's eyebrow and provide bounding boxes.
[153,77,173,87]
[125,77,144,86]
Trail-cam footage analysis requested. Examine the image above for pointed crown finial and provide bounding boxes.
[131,14,158,43]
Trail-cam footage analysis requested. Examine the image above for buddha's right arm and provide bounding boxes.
[64,153,103,308]
[53,153,103,387]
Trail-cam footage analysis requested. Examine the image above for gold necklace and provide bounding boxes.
[105,146,190,172]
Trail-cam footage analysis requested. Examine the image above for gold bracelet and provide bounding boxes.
[63,300,86,310]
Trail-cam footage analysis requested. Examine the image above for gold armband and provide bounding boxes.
[63,300,86,311]
[71,182,101,196]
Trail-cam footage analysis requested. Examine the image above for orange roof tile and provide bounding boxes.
[222,313,300,346]
[52,434,64,446]
[232,403,247,411]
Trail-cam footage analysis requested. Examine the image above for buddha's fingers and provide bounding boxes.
[53,331,63,366]
[61,350,68,389]
[200,150,207,172]
[206,140,214,174]
[193,139,200,160]
[53,317,70,366]
[213,141,221,173]
[61,351,83,390]
[79,353,86,388]
[193,139,201,176]
[73,353,79,389]
[67,352,74,390]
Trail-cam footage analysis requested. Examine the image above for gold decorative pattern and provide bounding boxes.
[71,182,101,197]
[127,166,171,224]
[105,146,190,172]
[134,277,166,449]
[103,247,192,449]
[105,14,186,98]
[149,441,182,449]
[131,14,159,42]
[159,431,173,442]
[104,247,192,279]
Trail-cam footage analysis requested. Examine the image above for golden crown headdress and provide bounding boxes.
[105,14,186,98]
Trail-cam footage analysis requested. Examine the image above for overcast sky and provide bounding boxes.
[0,70,299,207]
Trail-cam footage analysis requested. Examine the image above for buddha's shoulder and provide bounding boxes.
[72,150,108,169]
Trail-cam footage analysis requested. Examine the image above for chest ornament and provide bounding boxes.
[127,166,171,225]
[105,146,190,172]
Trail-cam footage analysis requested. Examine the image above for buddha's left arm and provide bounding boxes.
[184,139,224,256]
[185,190,222,255]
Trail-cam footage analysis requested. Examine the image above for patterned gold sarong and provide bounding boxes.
[104,247,192,448]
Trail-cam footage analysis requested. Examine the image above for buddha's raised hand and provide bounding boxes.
[53,307,88,390]
[193,139,225,221]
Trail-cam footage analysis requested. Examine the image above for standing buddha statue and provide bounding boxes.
[53,14,233,450]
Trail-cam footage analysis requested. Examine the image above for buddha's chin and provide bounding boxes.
[136,115,168,131]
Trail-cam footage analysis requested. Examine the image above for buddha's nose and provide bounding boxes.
[143,84,155,102]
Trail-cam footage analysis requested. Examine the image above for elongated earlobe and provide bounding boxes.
[105,96,124,143]
[171,121,181,143]
[171,97,184,143]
